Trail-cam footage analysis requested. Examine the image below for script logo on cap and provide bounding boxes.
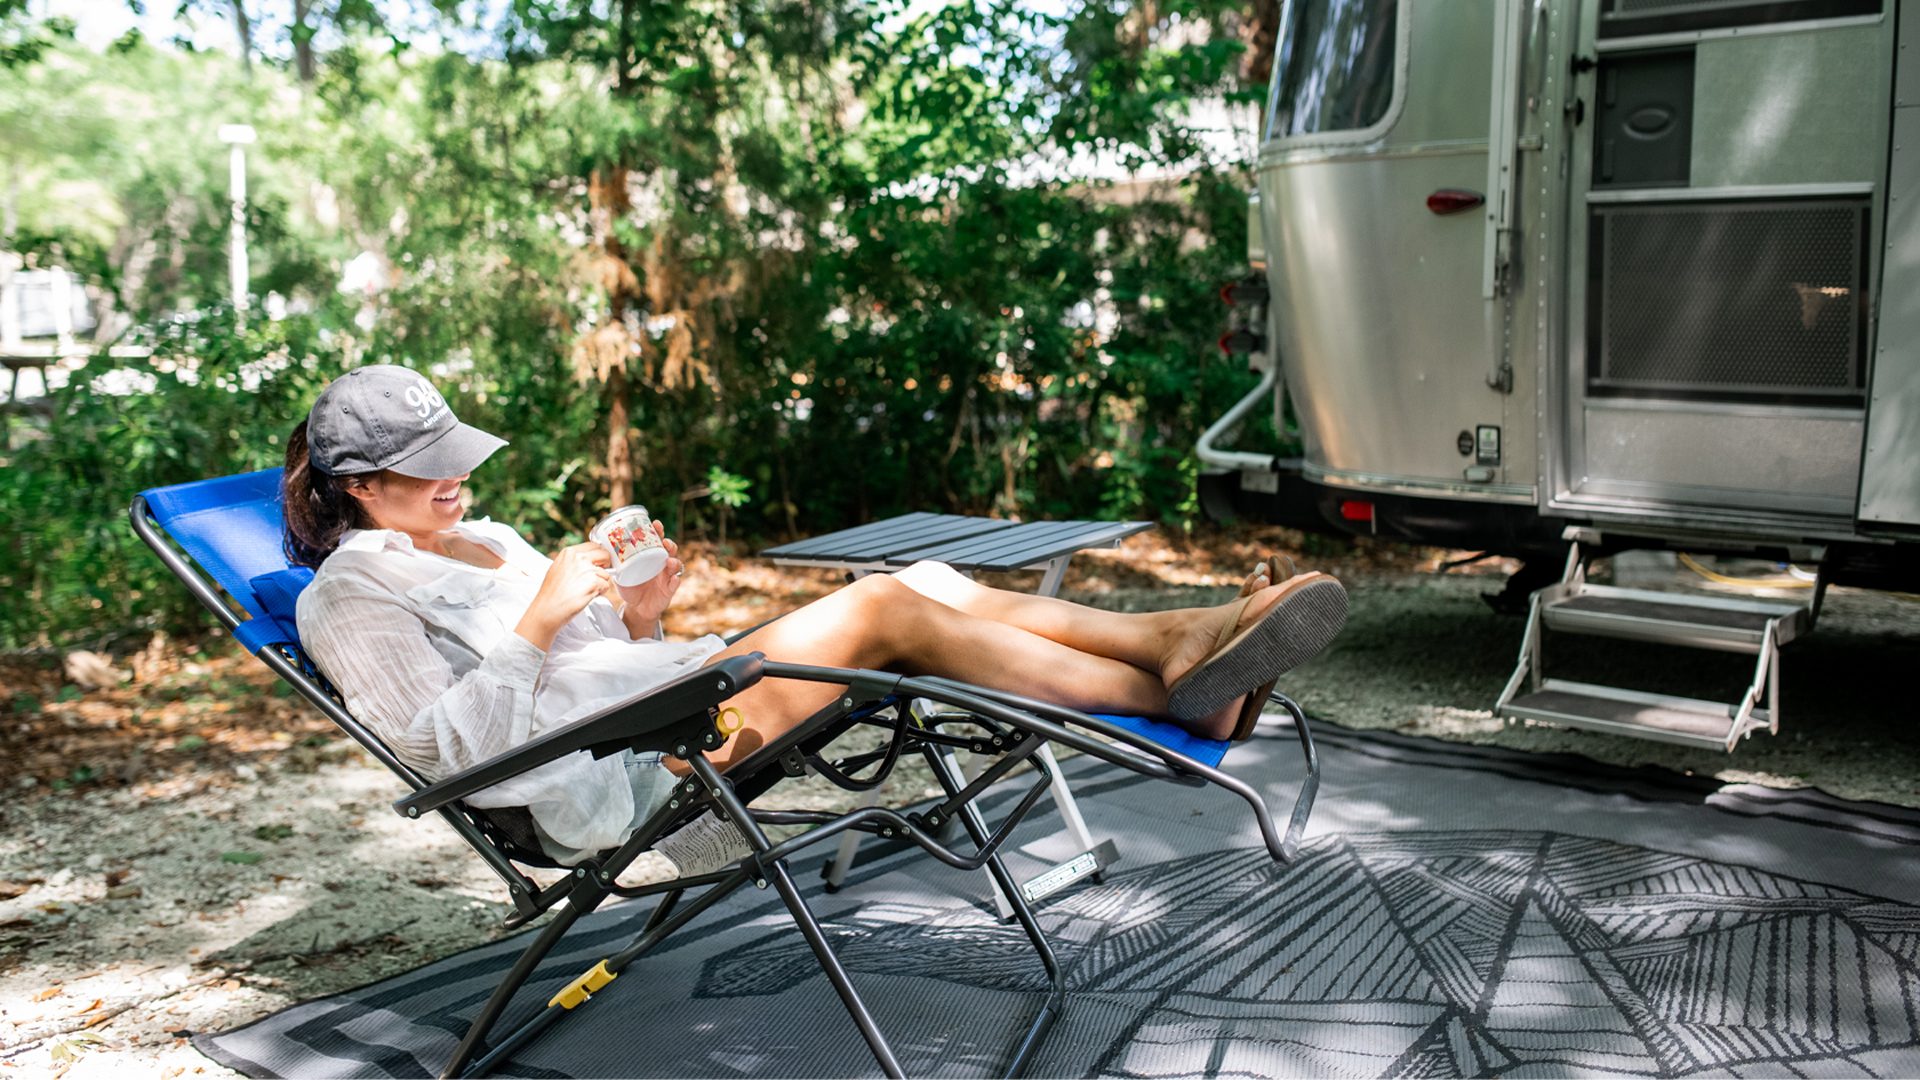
[404,376,449,430]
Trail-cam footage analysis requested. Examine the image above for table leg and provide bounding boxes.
[1036,555,1071,598]
[823,786,882,891]
[1037,744,1094,854]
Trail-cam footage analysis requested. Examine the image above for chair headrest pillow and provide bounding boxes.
[247,567,315,649]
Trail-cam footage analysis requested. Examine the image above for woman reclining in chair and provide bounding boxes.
[285,366,1346,865]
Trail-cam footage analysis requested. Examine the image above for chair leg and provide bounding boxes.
[440,892,589,1079]
[767,859,907,1079]
[690,754,907,1079]
[927,745,1066,1079]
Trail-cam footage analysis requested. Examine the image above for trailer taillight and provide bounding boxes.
[1340,500,1374,521]
[1425,190,1484,215]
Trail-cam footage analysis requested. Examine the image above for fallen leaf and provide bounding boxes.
[74,998,101,1014]
[63,650,127,689]
[0,879,40,899]
[37,903,66,914]
[32,986,61,1002]
[106,885,143,900]
[218,979,240,991]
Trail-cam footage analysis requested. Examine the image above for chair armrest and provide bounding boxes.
[392,653,764,820]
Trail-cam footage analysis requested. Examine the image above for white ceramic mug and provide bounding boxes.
[590,505,671,586]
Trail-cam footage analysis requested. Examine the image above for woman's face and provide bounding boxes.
[348,471,470,539]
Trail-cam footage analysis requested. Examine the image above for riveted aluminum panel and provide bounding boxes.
[1859,104,1920,527]
[1583,401,1863,510]
[1262,151,1508,488]
[1897,0,1920,105]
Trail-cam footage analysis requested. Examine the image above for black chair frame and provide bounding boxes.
[132,495,1321,1080]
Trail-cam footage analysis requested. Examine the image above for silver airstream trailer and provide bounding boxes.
[1201,0,1920,750]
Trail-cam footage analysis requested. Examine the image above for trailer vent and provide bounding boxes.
[1589,200,1867,403]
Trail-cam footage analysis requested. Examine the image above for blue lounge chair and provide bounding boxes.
[131,467,1322,1080]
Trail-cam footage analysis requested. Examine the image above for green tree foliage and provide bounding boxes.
[0,0,1292,648]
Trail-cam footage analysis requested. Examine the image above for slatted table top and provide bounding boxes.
[761,513,1153,573]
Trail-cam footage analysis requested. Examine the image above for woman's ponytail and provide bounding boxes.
[283,420,374,568]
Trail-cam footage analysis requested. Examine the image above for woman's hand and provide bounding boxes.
[615,521,683,638]
[513,543,613,652]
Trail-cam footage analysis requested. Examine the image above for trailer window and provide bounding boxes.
[1267,0,1398,140]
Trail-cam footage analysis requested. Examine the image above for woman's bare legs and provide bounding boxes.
[690,573,1176,771]
[887,561,1201,672]
[887,561,1301,700]
[687,564,1319,771]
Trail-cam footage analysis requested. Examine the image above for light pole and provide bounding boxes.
[217,124,255,319]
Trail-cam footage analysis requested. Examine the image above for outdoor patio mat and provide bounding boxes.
[196,721,1920,1079]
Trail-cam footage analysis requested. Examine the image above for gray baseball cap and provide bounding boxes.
[307,365,507,479]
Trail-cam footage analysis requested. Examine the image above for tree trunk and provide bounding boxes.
[1242,0,1282,90]
[586,166,640,510]
[607,364,633,508]
[292,0,316,83]
[616,0,636,93]
[230,0,254,73]
[3,161,17,245]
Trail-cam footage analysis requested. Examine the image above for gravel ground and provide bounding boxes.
[0,726,957,1080]
[3,540,1914,1079]
[1073,550,1920,807]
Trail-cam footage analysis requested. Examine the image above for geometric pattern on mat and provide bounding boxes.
[709,832,1920,1078]
[194,729,1920,1080]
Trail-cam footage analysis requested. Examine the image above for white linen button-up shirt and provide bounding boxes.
[296,520,726,856]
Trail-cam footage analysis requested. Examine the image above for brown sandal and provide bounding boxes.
[1166,572,1347,724]
[1235,555,1298,599]
[1228,678,1279,741]
[1222,556,1302,740]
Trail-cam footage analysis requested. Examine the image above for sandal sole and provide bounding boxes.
[1166,576,1347,723]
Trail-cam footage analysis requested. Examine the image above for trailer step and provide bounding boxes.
[1492,540,1803,753]
[1539,584,1807,653]
[1503,679,1771,751]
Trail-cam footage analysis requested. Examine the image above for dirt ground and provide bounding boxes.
[1,525,1914,1079]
